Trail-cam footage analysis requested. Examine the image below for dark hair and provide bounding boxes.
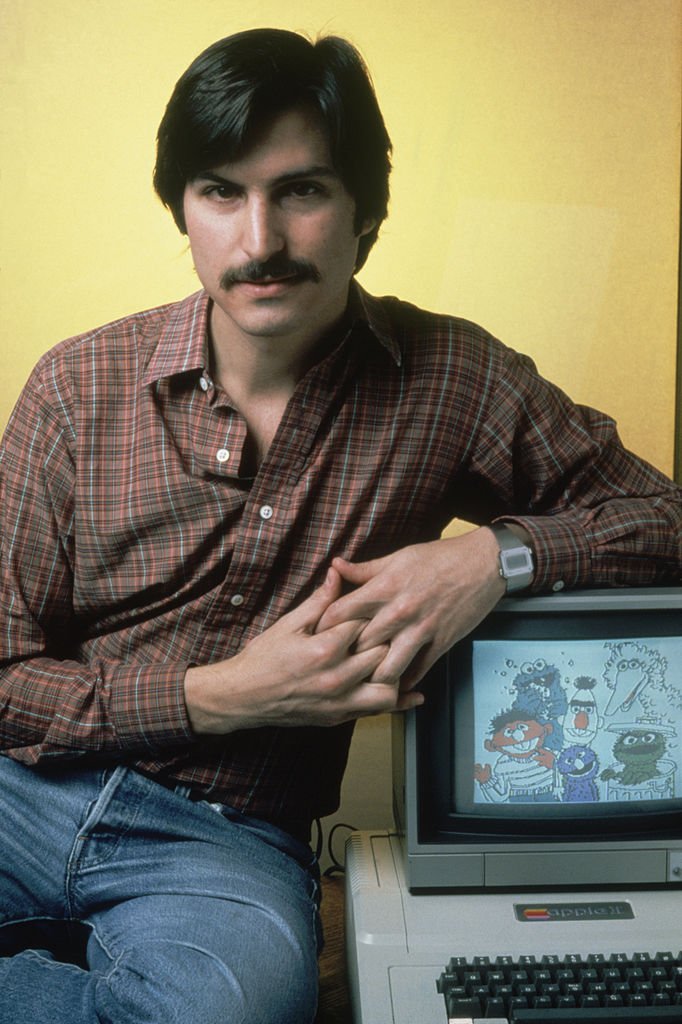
[489,708,537,733]
[574,675,597,691]
[153,28,392,270]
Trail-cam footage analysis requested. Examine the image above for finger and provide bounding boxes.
[365,629,431,687]
[316,590,382,633]
[330,555,383,586]
[350,607,415,652]
[346,678,424,718]
[281,567,343,633]
[317,576,411,634]
[314,615,374,658]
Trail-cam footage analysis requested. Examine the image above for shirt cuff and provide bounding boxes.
[497,515,593,594]
[108,662,195,752]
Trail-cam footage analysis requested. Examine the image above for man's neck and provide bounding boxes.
[207,302,352,473]
[208,302,350,402]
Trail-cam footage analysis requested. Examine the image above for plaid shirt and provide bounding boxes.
[1,285,680,836]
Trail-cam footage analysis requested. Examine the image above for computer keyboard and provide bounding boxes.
[436,951,682,1022]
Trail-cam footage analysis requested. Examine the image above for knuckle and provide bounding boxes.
[309,631,341,663]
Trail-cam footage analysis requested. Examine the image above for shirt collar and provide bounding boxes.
[142,282,402,386]
[142,291,211,385]
[349,282,403,366]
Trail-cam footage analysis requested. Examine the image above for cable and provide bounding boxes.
[322,821,358,877]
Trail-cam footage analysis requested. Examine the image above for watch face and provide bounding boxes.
[502,548,534,575]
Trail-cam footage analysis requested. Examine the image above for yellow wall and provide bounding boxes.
[2,0,680,475]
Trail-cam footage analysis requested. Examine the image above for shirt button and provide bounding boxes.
[230,594,244,607]
[216,448,230,463]
[259,505,274,520]
[552,580,565,592]
[199,376,210,392]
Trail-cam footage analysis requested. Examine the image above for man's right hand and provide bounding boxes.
[183,567,423,735]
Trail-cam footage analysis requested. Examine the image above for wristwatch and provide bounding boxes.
[490,523,535,593]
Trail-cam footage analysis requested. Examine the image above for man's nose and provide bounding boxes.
[239,196,285,261]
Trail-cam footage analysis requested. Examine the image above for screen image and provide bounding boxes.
[468,636,682,812]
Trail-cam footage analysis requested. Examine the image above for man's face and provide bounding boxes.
[183,105,375,353]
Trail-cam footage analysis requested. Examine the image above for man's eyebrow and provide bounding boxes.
[191,165,339,187]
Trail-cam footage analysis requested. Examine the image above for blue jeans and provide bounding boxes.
[0,756,321,1023]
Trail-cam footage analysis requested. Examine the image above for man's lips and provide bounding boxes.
[233,275,304,296]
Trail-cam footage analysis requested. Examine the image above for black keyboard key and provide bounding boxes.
[445,993,481,1018]
[484,995,506,1017]
[510,969,531,985]
[487,969,506,985]
[610,981,632,998]
[462,969,483,985]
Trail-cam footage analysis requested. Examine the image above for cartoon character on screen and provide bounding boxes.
[556,744,600,802]
[602,641,667,718]
[474,709,559,804]
[510,659,568,752]
[600,721,676,800]
[561,676,603,747]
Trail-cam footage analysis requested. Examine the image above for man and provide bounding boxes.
[1,27,680,1024]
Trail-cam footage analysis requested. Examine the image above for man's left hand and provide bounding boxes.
[316,528,506,693]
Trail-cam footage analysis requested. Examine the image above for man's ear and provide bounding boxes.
[357,217,377,238]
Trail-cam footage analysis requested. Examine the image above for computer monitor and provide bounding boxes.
[393,587,682,892]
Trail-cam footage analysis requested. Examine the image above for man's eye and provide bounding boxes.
[202,185,238,201]
[285,182,322,198]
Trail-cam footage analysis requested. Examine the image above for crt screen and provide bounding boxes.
[467,635,682,811]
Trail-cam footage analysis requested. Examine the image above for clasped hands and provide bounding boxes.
[184,529,505,734]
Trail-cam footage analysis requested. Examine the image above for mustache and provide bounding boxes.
[219,257,321,290]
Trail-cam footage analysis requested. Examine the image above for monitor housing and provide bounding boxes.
[393,587,682,892]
